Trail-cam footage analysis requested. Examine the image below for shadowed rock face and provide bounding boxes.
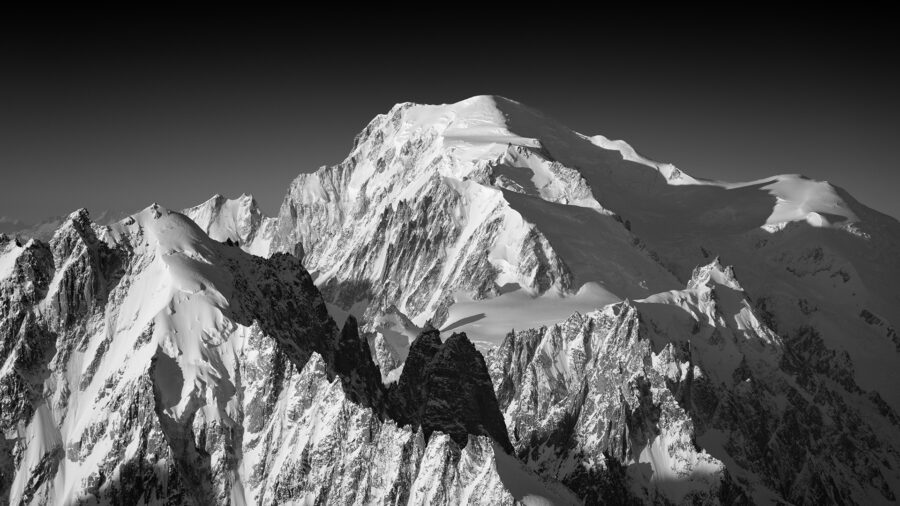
[390,328,513,453]
[390,326,443,424]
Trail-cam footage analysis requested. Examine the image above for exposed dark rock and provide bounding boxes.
[389,329,513,452]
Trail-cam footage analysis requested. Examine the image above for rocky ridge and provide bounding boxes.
[0,207,564,505]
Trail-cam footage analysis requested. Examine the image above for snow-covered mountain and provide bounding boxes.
[3,95,899,504]
[261,95,899,504]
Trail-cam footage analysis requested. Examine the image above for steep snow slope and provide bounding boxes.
[0,207,561,505]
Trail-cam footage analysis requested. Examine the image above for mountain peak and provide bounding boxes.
[65,207,92,225]
[688,258,743,292]
[49,207,97,251]
[182,193,274,256]
[389,328,513,453]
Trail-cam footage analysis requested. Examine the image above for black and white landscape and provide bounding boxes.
[3,94,900,505]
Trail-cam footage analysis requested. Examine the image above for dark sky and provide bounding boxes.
[2,11,898,223]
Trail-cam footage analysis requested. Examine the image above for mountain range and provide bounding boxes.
[2,95,899,505]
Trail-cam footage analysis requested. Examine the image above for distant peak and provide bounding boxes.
[57,208,93,235]
[688,258,743,291]
[67,207,91,221]
[48,208,99,252]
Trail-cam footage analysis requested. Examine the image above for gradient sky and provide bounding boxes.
[2,11,898,223]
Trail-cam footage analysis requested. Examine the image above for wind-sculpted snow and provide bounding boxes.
[0,207,561,505]
[488,260,900,504]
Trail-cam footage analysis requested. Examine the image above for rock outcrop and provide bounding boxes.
[390,327,513,453]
